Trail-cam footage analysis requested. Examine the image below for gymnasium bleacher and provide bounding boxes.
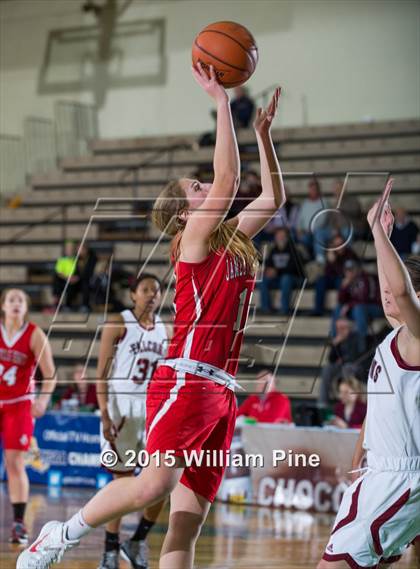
[1,118,419,403]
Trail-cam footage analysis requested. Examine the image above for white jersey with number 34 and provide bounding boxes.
[109,310,167,405]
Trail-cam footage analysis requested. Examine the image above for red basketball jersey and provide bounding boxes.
[168,250,255,376]
[0,321,37,402]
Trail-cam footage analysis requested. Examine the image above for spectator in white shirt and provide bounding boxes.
[296,178,330,262]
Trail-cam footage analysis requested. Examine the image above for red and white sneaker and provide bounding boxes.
[16,521,78,568]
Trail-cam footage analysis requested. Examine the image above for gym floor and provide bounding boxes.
[1,486,418,568]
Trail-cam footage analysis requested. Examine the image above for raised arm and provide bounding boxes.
[181,64,240,261]
[30,327,57,418]
[368,179,420,338]
[96,314,125,442]
[376,202,402,328]
[228,87,285,238]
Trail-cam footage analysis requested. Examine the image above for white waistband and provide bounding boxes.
[367,451,420,472]
[158,358,243,392]
[0,393,34,405]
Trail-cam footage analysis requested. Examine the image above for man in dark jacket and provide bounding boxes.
[318,318,363,405]
[259,228,304,315]
[390,207,418,258]
[76,244,97,311]
[230,86,255,128]
[332,260,382,351]
[312,235,359,315]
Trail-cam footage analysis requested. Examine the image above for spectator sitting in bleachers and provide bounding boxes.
[318,318,363,406]
[53,240,79,310]
[332,260,382,351]
[253,193,300,248]
[58,363,98,412]
[330,179,367,240]
[259,227,304,315]
[390,206,419,258]
[327,377,366,429]
[237,369,292,424]
[296,178,330,262]
[91,257,126,312]
[312,235,359,316]
[76,244,97,312]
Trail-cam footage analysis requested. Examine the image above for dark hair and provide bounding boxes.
[308,177,320,192]
[130,273,161,293]
[274,226,289,236]
[405,255,420,293]
[0,288,30,321]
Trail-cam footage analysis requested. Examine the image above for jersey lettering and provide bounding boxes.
[369,359,382,383]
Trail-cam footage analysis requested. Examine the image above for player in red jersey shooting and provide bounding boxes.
[0,288,57,545]
[18,64,284,569]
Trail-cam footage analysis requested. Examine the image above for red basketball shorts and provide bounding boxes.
[0,399,34,451]
[146,365,237,503]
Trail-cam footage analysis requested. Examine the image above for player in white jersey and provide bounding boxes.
[96,273,169,569]
[318,179,420,568]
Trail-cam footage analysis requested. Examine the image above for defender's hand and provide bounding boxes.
[367,178,393,232]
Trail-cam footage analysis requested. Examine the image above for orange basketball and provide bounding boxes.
[192,21,258,88]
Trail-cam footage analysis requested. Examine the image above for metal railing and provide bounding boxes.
[55,101,99,160]
[24,117,57,176]
[0,101,99,196]
[0,135,26,195]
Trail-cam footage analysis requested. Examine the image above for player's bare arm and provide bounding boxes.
[368,179,420,359]
[228,87,286,238]
[181,63,240,262]
[96,313,125,443]
[30,327,57,419]
[375,193,402,329]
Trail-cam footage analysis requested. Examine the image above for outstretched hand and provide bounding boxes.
[367,178,394,234]
[192,63,228,103]
[381,201,394,238]
[253,86,281,135]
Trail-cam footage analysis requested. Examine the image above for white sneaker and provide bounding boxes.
[16,521,79,568]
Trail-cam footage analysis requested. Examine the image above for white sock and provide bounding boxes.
[64,509,92,541]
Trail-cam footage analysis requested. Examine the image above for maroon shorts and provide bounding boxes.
[146,365,237,503]
[0,399,34,451]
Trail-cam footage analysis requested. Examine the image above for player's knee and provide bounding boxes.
[132,480,171,509]
[316,560,329,569]
[168,511,205,544]
[5,454,24,475]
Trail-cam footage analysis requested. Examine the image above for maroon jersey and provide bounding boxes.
[0,321,36,402]
[168,249,255,376]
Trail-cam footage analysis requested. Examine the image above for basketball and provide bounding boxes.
[192,21,258,88]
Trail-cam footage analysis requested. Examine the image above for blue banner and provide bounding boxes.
[0,412,112,489]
